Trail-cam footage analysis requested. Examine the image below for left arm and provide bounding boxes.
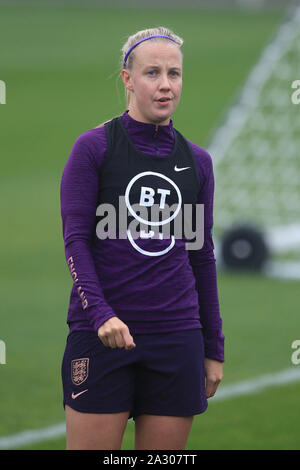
[187,143,225,397]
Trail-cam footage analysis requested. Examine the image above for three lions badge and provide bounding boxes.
[71,358,89,386]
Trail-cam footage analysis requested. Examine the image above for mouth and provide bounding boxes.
[156,98,172,106]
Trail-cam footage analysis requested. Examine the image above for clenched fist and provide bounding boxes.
[97,317,136,350]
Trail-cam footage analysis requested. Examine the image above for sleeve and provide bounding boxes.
[188,146,225,362]
[60,132,117,332]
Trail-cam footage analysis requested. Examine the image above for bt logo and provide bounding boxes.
[125,171,182,257]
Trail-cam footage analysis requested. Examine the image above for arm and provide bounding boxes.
[60,131,117,332]
[187,142,225,363]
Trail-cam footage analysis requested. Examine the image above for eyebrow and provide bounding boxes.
[145,65,181,71]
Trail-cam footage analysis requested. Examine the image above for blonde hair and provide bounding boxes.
[95,26,183,128]
[122,26,184,109]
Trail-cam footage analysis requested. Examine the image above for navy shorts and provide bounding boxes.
[61,328,208,420]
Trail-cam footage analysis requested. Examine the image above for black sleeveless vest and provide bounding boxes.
[97,116,201,243]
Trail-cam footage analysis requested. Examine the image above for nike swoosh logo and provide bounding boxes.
[174,165,191,172]
[71,389,88,399]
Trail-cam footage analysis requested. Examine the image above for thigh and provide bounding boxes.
[134,414,194,450]
[65,405,130,450]
[133,329,208,420]
[61,330,138,416]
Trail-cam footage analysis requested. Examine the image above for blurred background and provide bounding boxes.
[0,0,299,450]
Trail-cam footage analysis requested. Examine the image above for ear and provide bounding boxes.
[121,69,134,92]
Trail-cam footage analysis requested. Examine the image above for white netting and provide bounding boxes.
[208,6,300,261]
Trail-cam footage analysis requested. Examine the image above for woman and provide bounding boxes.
[60,26,225,450]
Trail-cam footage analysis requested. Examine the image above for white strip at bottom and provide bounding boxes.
[0,367,299,449]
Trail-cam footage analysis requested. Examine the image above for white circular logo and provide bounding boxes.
[124,171,182,256]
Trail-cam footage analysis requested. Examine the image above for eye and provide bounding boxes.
[148,70,156,76]
[170,71,179,76]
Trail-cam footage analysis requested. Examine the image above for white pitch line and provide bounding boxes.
[0,367,299,449]
[0,422,66,450]
[210,367,300,402]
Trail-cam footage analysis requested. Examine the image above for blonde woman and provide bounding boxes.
[60,26,224,450]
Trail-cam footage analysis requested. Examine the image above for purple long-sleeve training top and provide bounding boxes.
[60,110,225,362]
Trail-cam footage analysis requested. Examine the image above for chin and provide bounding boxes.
[153,115,171,125]
[153,108,173,120]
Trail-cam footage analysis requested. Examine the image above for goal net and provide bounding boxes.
[208,6,300,269]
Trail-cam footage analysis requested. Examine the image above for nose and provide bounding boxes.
[158,73,171,90]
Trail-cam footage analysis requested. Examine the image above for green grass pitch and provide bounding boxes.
[0,2,299,450]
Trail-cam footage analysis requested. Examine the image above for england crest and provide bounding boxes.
[71,358,89,386]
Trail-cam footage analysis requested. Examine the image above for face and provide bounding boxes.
[122,40,183,125]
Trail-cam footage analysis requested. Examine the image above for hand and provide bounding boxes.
[97,317,136,350]
[204,358,223,399]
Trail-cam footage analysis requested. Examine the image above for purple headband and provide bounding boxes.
[123,35,178,68]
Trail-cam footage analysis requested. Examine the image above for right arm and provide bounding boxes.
[60,131,135,350]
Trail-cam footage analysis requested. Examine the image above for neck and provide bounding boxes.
[127,107,170,127]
